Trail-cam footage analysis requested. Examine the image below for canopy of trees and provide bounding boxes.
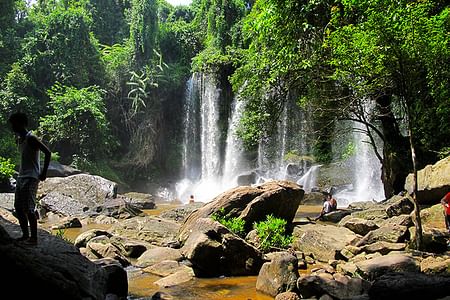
[0,0,448,197]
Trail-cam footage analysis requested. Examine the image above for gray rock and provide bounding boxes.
[355,254,419,280]
[292,224,359,262]
[404,156,450,205]
[0,216,125,299]
[74,229,112,248]
[297,274,371,299]
[256,252,299,297]
[0,193,14,211]
[356,224,409,247]
[111,216,180,247]
[153,267,195,288]
[181,218,264,277]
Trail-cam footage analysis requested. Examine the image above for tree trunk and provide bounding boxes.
[407,114,423,250]
[376,95,411,197]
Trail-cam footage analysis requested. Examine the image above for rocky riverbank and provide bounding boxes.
[0,156,448,299]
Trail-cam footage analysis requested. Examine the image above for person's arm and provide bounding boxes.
[441,195,449,208]
[30,136,51,181]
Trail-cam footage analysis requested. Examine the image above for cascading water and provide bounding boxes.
[223,96,248,186]
[177,73,243,202]
[177,74,385,205]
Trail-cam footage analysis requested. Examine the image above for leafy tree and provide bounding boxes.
[130,0,158,66]
[39,83,111,162]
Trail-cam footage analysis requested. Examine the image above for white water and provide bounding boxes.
[177,74,251,202]
[176,74,385,205]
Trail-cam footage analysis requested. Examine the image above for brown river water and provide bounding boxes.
[50,204,322,300]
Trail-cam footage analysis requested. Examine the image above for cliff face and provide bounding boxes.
[0,214,127,299]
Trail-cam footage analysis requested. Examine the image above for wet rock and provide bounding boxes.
[181,218,263,277]
[179,181,304,240]
[94,259,128,298]
[404,156,450,205]
[339,217,379,236]
[355,254,419,280]
[256,252,299,297]
[369,272,450,300]
[292,223,359,262]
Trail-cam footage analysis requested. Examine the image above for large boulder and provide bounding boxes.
[39,174,118,216]
[256,252,299,297]
[292,224,359,262]
[0,216,127,299]
[180,218,264,277]
[136,247,183,268]
[420,204,446,230]
[369,272,450,300]
[404,156,450,205]
[178,180,304,242]
[385,195,414,217]
[160,202,205,223]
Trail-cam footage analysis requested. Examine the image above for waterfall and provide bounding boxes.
[199,73,221,179]
[352,121,385,201]
[223,97,247,186]
[182,75,201,180]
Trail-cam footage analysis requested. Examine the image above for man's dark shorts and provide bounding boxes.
[14,177,39,214]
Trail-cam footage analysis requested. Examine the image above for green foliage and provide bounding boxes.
[130,0,158,65]
[0,156,15,181]
[39,83,111,161]
[53,228,72,243]
[253,215,292,252]
[50,151,60,162]
[211,208,246,238]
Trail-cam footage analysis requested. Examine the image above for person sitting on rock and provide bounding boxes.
[313,192,337,221]
[440,192,450,232]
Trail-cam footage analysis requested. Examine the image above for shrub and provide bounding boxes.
[0,156,15,181]
[253,215,292,252]
[211,208,246,238]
